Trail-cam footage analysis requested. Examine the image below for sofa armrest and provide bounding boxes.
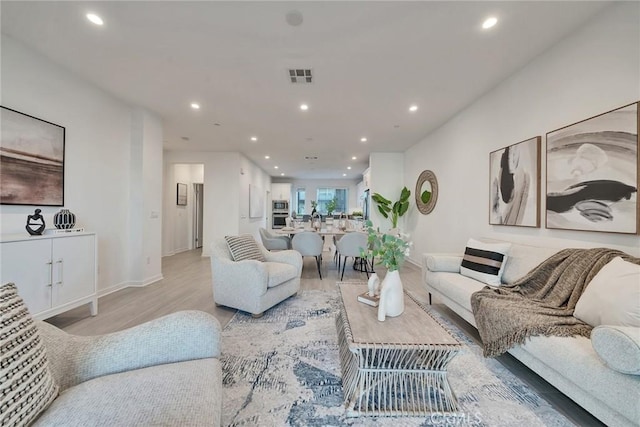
[211,257,269,295]
[264,249,303,274]
[37,310,221,391]
[423,253,462,272]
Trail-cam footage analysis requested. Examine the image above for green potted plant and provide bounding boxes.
[310,200,318,215]
[371,187,411,228]
[326,197,338,216]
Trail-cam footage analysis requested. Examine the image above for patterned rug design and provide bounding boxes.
[221,289,575,427]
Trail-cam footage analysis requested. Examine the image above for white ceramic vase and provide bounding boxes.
[377,270,404,321]
[367,273,380,297]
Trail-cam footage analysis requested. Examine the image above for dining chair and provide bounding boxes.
[336,231,369,281]
[259,227,291,250]
[291,231,324,279]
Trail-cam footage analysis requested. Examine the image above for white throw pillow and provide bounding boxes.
[459,238,511,286]
[574,257,640,328]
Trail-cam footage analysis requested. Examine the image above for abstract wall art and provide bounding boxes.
[546,102,638,234]
[1,106,65,206]
[176,183,187,205]
[489,136,541,227]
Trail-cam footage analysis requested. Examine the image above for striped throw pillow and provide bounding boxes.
[225,235,266,262]
[1,283,59,427]
[460,239,511,286]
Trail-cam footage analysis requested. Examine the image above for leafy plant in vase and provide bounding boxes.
[310,200,318,216]
[360,220,411,321]
[372,186,411,229]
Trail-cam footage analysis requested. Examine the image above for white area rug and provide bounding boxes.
[221,289,575,426]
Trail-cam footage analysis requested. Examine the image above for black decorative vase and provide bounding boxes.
[54,209,76,229]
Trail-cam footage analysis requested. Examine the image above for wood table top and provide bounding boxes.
[338,282,460,347]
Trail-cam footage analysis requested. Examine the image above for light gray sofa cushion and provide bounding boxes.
[591,325,640,375]
[264,261,298,288]
[500,243,559,285]
[425,271,485,312]
[33,359,221,427]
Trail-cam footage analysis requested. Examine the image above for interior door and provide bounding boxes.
[193,183,204,249]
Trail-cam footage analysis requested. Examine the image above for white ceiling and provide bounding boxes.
[1,1,611,179]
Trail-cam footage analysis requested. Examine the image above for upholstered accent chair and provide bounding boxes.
[259,227,291,250]
[336,231,370,280]
[291,231,324,279]
[211,237,302,317]
[33,311,223,426]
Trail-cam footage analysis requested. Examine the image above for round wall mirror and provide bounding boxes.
[415,170,438,214]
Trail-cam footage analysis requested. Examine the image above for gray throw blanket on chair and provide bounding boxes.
[471,247,640,358]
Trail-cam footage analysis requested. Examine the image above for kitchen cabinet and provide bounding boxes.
[0,232,98,320]
[271,183,292,201]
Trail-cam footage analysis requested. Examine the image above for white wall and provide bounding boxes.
[274,178,360,215]
[404,3,640,262]
[163,151,241,257]
[0,36,164,294]
[239,156,271,238]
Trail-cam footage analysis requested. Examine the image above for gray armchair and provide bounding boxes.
[211,237,302,317]
[259,227,291,250]
[33,311,222,426]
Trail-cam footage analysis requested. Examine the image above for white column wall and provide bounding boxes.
[403,3,640,262]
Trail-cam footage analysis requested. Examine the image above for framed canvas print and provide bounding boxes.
[489,136,541,227]
[1,106,65,206]
[176,183,187,206]
[249,184,264,218]
[546,102,638,234]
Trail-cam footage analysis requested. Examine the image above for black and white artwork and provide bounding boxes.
[546,102,638,234]
[490,136,541,227]
[176,183,187,206]
[1,107,65,206]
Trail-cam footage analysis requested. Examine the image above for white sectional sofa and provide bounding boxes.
[423,240,640,427]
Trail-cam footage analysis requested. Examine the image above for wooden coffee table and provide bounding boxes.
[336,282,462,417]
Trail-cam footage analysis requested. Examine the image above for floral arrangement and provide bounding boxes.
[359,220,411,272]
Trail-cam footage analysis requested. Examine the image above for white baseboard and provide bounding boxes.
[98,274,164,296]
[97,281,133,298]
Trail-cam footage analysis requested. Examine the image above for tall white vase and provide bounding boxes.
[377,270,404,321]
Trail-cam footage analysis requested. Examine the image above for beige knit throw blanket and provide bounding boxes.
[470,247,640,358]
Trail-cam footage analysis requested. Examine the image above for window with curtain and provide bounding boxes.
[316,188,348,214]
[296,188,306,215]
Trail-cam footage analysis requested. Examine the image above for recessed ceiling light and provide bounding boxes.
[482,16,498,29]
[191,103,200,110]
[360,137,367,142]
[343,173,347,177]
[250,136,258,142]
[352,156,357,160]
[300,104,309,111]
[274,166,279,169]
[409,105,418,112]
[265,155,270,159]
[86,13,103,26]
[280,173,285,176]
[347,166,352,170]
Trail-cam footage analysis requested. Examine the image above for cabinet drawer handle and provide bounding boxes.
[56,259,63,285]
[46,260,53,287]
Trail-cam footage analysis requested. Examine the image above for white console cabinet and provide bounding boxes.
[0,232,98,320]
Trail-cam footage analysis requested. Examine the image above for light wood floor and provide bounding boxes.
[47,248,602,426]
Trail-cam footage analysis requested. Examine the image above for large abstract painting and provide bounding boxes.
[490,136,541,227]
[1,107,65,206]
[546,102,638,234]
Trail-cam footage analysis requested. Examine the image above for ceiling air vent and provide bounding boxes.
[289,69,313,84]
[304,156,318,160]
